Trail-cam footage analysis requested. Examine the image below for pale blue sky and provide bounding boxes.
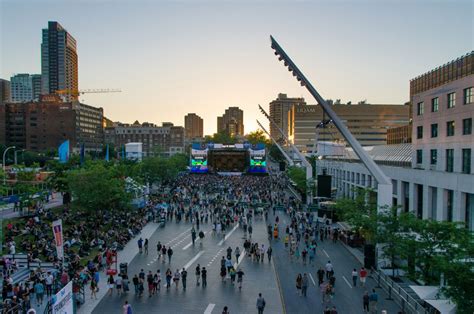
[1,0,473,135]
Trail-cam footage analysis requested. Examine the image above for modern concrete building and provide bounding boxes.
[387,124,412,145]
[184,113,204,140]
[107,121,185,157]
[217,107,244,136]
[289,103,410,152]
[0,79,11,105]
[41,21,79,101]
[10,74,42,102]
[1,94,103,152]
[269,93,306,142]
[318,52,474,230]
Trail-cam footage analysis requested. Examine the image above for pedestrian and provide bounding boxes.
[363,291,370,312]
[237,268,244,290]
[325,283,333,303]
[90,278,98,299]
[267,246,272,262]
[352,268,358,287]
[181,268,187,290]
[325,261,333,279]
[192,228,197,245]
[227,246,233,260]
[225,257,233,273]
[256,293,266,314]
[132,274,139,294]
[107,274,115,296]
[147,271,154,297]
[195,264,201,286]
[138,237,143,254]
[220,265,227,282]
[222,306,229,314]
[369,289,378,314]
[317,267,325,285]
[360,267,368,287]
[235,246,241,263]
[296,273,303,296]
[161,245,167,262]
[302,273,309,297]
[330,306,338,314]
[157,241,162,259]
[173,269,180,289]
[45,272,53,297]
[167,246,173,264]
[323,306,331,314]
[155,270,162,292]
[144,238,149,255]
[123,300,132,314]
[201,267,207,287]
[116,274,123,296]
[165,269,172,290]
[229,267,236,285]
[34,280,44,306]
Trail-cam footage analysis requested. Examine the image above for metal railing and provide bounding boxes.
[371,268,429,314]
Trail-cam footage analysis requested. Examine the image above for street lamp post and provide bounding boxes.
[3,146,16,185]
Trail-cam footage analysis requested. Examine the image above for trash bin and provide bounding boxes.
[120,263,128,276]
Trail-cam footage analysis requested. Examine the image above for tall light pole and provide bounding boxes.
[3,146,16,185]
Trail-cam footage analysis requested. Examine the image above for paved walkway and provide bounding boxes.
[1,192,63,219]
[78,222,160,313]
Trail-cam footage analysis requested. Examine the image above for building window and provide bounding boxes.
[446,149,454,172]
[416,126,423,139]
[431,124,438,138]
[416,102,424,115]
[446,121,455,136]
[447,92,456,108]
[431,97,439,112]
[447,190,454,222]
[462,148,471,174]
[463,118,472,135]
[464,87,473,104]
[416,149,423,164]
[430,149,437,165]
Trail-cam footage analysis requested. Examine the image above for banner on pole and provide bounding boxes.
[58,140,70,164]
[52,219,64,260]
[52,281,73,314]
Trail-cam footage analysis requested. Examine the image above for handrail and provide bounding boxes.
[371,267,429,314]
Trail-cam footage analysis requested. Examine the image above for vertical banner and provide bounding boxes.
[80,143,85,165]
[105,144,110,161]
[52,219,64,260]
[58,140,70,164]
[52,281,74,314]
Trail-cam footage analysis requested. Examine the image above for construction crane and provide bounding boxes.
[55,88,122,97]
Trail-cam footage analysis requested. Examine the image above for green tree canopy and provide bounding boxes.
[245,130,270,145]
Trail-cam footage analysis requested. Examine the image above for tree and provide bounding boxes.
[205,131,237,144]
[268,144,285,163]
[68,163,131,211]
[287,166,306,194]
[245,130,270,145]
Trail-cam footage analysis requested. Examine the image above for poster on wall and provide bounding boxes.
[52,281,74,314]
[52,219,64,260]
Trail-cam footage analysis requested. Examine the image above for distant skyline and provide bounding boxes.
[1,0,472,135]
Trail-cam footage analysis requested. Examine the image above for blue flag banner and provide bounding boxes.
[80,143,85,165]
[58,140,70,164]
[105,144,110,161]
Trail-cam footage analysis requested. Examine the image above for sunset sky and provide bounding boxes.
[1,0,472,135]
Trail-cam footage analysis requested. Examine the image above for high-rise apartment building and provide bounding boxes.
[0,94,103,152]
[10,74,42,102]
[269,93,306,142]
[184,113,204,140]
[41,21,78,101]
[217,107,244,136]
[0,79,11,105]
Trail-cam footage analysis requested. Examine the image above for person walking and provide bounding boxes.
[235,247,241,263]
[147,271,154,297]
[369,289,378,314]
[191,228,197,246]
[107,274,115,296]
[317,267,325,285]
[237,268,244,290]
[181,268,187,290]
[229,267,236,285]
[360,267,368,287]
[167,246,173,264]
[220,265,227,282]
[157,241,162,259]
[132,274,139,294]
[325,261,333,279]
[165,269,172,290]
[123,300,132,314]
[296,273,303,296]
[256,293,266,314]
[138,237,143,254]
[34,280,44,306]
[201,267,207,287]
[195,264,201,286]
[173,269,180,290]
[351,268,358,287]
[302,273,309,297]
[363,291,370,313]
[222,306,229,314]
[90,278,98,299]
[267,246,272,262]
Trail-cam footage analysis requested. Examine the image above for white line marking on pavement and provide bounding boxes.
[342,275,352,288]
[165,227,192,246]
[204,303,215,314]
[183,231,207,250]
[309,273,316,286]
[218,224,239,246]
[183,250,205,270]
[322,249,330,258]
